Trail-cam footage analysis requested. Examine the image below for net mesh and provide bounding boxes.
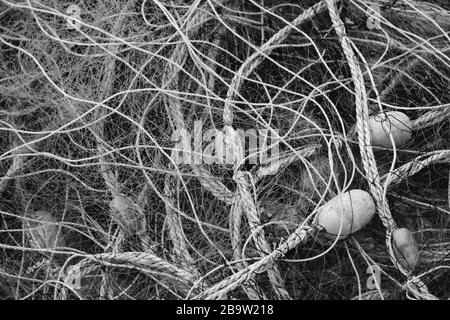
[0,0,449,299]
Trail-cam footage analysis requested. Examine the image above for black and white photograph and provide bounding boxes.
[0,0,449,305]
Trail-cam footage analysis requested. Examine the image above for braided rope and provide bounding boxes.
[214,1,331,300]
[223,0,327,126]
[14,0,447,301]
[194,224,315,299]
[256,145,321,181]
[222,131,292,298]
[412,106,450,130]
[213,0,334,299]
[382,150,450,187]
[60,251,200,298]
[160,5,330,299]
[192,165,235,205]
[191,12,264,299]
[325,0,435,299]
[55,0,444,301]
[160,0,276,299]
[233,171,290,299]
[229,193,265,299]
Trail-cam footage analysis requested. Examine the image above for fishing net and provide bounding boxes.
[0,0,449,299]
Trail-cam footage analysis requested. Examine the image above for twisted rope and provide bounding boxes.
[211,0,334,299]
[59,251,200,299]
[233,171,290,299]
[256,145,321,181]
[222,0,328,126]
[194,224,316,299]
[412,105,450,130]
[212,0,331,299]
[191,12,264,299]
[193,165,235,205]
[229,192,265,299]
[325,0,435,299]
[382,150,450,187]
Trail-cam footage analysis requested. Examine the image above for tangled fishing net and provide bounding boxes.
[0,0,449,300]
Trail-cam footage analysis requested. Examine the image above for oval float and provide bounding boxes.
[392,228,420,270]
[316,189,376,240]
[368,111,412,148]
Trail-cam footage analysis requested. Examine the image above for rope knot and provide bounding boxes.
[233,170,253,187]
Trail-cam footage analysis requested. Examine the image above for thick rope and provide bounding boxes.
[194,224,316,299]
[382,150,450,187]
[325,0,435,299]
[229,192,265,299]
[233,171,290,299]
[215,0,332,300]
[412,105,450,130]
[59,251,200,298]
[222,0,328,126]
